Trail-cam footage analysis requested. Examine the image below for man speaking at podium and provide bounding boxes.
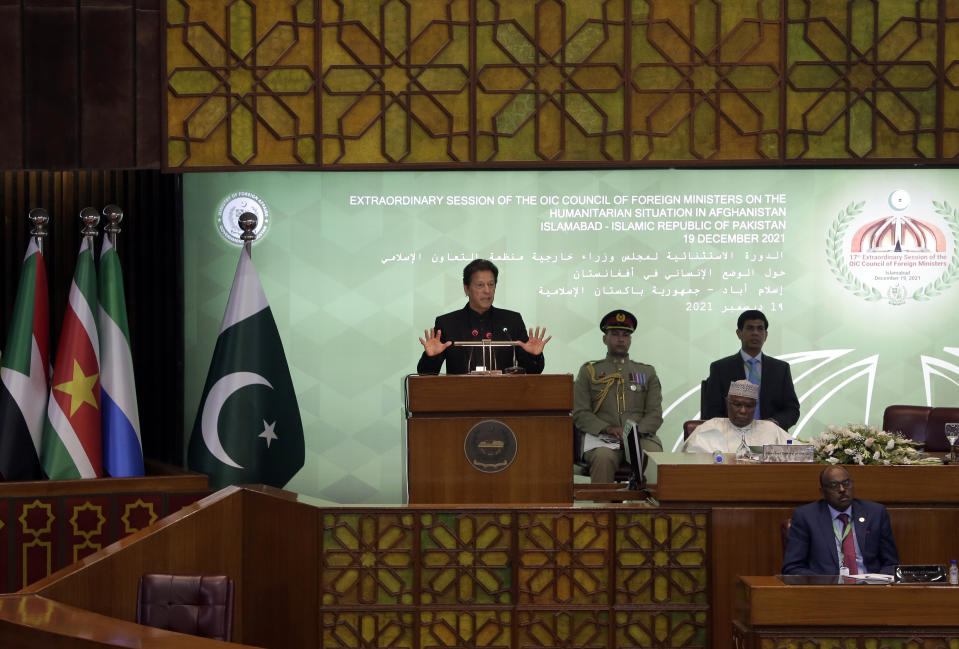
[417,259,551,374]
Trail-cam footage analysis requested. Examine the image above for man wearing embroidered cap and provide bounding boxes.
[683,379,791,453]
[573,310,663,484]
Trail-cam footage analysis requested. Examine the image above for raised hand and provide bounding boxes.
[419,328,452,357]
[517,326,551,356]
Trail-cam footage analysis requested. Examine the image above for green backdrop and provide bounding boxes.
[183,169,959,502]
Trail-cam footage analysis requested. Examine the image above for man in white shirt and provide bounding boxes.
[684,380,790,453]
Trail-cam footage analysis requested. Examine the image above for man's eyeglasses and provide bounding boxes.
[823,479,853,490]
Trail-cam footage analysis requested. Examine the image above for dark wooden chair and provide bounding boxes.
[136,574,234,641]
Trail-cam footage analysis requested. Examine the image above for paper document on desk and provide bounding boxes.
[853,573,894,584]
[582,432,621,453]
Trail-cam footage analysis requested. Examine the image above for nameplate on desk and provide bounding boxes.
[762,444,814,463]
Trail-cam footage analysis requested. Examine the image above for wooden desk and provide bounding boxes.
[734,575,959,647]
[406,374,573,503]
[649,452,959,504]
[649,454,959,649]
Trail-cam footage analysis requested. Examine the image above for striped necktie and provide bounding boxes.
[837,513,859,575]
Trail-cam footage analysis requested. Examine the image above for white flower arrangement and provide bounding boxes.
[807,424,923,465]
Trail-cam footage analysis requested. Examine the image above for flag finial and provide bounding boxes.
[28,207,49,237]
[239,211,258,242]
[102,204,123,235]
[79,206,100,239]
[29,208,49,254]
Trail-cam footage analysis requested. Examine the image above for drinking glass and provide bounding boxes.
[946,423,959,461]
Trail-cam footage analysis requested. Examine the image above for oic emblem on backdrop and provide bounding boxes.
[216,191,271,245]
[464,420,517,473]
[826,189,959,304]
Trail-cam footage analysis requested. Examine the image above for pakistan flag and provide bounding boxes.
[188,246,304,489]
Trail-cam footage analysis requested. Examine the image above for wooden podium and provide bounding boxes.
[405,374,573,504]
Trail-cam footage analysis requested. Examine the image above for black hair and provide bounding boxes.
[463,259,499,286]
[819,465,850,486]
[737,309,769,330]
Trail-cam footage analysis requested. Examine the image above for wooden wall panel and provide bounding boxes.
[28,490,245,634]
[2,0,159,171]
[0,0,23,170]
[240,489,319,649]
[135,0,162,167]
[24,0,80,170]
[80,0,136,168]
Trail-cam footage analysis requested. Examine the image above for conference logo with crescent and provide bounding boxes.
[216,191,271,246]
[827,189,958,305]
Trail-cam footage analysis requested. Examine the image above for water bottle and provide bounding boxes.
[950,559,958,585]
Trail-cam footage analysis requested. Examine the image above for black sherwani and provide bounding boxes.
[416,304,544,375]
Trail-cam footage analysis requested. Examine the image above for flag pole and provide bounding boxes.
[102,204,123,249]
[28,207,49,256]
[238,211,258,259]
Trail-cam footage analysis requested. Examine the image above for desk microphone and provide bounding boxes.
[503,326,524,374]
[469,329,479,371]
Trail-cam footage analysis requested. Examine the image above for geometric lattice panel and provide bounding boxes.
[13,7,959,168]
[320,0,472,164]
[319,507,708,649]
[166,0,318,167]
[615,511,709,605]
[631,1,783,161]
[517,511,612,605]
[167,0,959,167]
[475,1,628,163]
[321,512,416,606]
[421,513,513,605]
[785,0,940,160]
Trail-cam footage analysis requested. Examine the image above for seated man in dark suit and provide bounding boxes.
[782,466,899,575]
[702,309,800,430]
[417,259,550,374]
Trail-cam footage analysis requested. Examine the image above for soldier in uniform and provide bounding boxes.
[573,310,663,484]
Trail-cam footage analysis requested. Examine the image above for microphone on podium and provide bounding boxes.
[503,326,524,374]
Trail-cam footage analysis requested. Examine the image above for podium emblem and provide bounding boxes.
[464,420,517,473]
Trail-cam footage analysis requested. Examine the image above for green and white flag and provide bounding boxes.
[187,246,304,489]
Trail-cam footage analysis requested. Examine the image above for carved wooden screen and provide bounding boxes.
[165,0,959,169]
